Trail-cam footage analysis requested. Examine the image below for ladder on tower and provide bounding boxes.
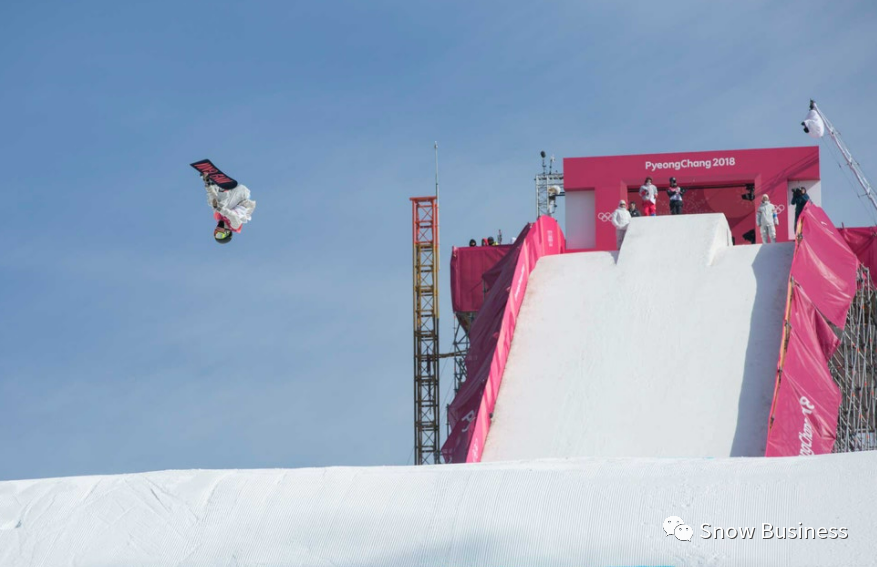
[411,196,441,465]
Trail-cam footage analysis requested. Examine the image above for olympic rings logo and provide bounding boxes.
[597,212,613,222]
[775,204,786,214]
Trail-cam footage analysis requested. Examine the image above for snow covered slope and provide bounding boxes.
[482,214,793,461]
[2,453,875,566]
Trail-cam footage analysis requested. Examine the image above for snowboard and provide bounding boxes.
[190,159,239,190]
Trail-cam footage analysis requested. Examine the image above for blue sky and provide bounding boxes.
[1,0,876,480]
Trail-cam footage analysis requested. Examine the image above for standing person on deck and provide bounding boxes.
[629,201,642,217]
[791,187,810,230]
[756,194,779,243]
[667,177,686,215]
[639,177,658,217]
[611,200,632,248]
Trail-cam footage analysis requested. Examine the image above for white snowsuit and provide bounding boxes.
[611,207,632,248]
[206,182,256,231]
[756,201,778,243]
[639,183,657,204]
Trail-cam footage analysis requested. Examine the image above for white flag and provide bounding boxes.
[802,108,825,138]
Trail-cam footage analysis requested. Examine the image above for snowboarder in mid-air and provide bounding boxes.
[191,159,256,244]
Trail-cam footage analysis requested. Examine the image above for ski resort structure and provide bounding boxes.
[443,146,875,466]
[3,144,877,566]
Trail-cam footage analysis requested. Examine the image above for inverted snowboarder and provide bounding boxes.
[190,159,256,244]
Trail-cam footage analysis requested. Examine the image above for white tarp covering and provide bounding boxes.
[1,453,876,566]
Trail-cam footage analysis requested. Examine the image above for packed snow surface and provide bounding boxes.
[1,453,875,566]
[483,214,794,461]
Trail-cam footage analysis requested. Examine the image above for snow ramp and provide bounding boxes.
[482,213,794,461]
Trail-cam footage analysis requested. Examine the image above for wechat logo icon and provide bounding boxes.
[663,516,693,542]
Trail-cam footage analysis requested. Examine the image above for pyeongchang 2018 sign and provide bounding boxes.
[563,146,820,251]
[645,156,737,172]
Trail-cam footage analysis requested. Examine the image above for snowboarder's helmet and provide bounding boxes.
[214,227,233,244]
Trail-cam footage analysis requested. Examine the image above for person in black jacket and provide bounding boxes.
[791,187,811,229]
[629,201,642,217]
[667,177,686,215]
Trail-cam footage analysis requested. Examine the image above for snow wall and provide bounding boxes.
[447,206,860,462]
[480,213,793,461]
[2,453,876,567]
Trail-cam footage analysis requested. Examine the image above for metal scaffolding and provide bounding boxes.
[446,313,474,437]
[831,266,877,452]
[411,196,441,465]
[535,152,564,219]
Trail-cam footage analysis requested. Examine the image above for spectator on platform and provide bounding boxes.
[548,185,563,215]
[756,194,779,243]
[469,239,477,247]
[667,177,686,215]
[487,236,496,246]
[639,177,658,217]
[611,200,632,249]
[629,201,641,217]
[481,238,488,246]
[791,187,810,229]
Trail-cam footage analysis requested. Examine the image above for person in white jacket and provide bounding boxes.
[755,194,778,244]
[203,172,257,244]
[611,199,632,249]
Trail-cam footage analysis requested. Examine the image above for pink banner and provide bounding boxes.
[839,227,877,284]
[790,205,859,327]
[765,286,841,456]
[450,246,512,314]
[442,217,565,463]
[445,225,531,436]
[765,205,858,457]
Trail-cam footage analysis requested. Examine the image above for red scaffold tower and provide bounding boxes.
[411,196,441,465]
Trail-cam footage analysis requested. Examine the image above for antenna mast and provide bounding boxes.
[535,150,564,219]
[409,142,443,466]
